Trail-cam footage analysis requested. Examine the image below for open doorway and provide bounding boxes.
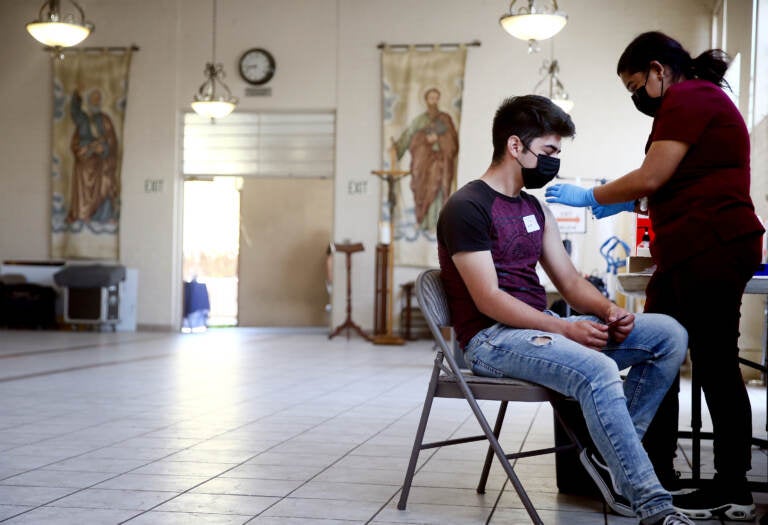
[181,110,336,330]
[182,177,241,328]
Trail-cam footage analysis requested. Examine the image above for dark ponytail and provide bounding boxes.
[617,31,730,87]
[689,49,730,87]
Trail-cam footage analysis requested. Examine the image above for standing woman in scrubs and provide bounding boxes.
[545,31,765,521]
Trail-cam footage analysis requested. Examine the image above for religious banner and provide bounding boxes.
[381,46,466,267]
[51,49,132,259]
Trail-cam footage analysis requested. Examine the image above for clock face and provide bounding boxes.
[239,48,276,85]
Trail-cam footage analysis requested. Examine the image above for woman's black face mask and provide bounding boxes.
[518,142,560,189]
[631,70,664,117]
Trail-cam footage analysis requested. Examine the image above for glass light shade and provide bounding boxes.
[26,21,91,47]
[191,100,237,119]
[499,13,567,42]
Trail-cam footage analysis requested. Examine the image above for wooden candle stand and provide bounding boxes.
[328,242,371,341]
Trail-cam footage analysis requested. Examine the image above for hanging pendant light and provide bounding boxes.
[533,59,573,113]
[26,0,94,48]
[191,63,238,120]
[500,0,567,53]
[191,0,238,121]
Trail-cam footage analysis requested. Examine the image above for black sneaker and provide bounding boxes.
[579,449,633,517]
[673,481,755,521]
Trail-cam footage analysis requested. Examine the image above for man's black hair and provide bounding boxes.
[491,95,575,164]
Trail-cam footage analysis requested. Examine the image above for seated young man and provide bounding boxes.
[436,95,690,525]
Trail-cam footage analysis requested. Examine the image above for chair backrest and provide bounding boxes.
[415,269,468,369]
[415,270,450,330]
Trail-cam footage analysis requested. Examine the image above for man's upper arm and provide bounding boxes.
[440,189,496,309]
[452,250,498,308]
[439,189,489,255]
[538,203,583,290]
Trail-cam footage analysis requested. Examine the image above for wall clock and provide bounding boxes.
[238,48,276,86]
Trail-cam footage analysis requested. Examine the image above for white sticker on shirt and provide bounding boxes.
[523,214,540,233]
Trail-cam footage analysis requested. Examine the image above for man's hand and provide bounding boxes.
[563,320,609,351]
[604,308,634,343]
[591,201,635,219]
[545,184,598,208]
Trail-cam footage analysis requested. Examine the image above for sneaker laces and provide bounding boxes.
[662,512,695,525]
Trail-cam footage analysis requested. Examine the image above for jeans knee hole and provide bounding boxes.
[529,335,553,347]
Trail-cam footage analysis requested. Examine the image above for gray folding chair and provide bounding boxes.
[397,269,584,525]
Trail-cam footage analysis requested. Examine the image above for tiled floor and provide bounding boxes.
[0,329,766,524]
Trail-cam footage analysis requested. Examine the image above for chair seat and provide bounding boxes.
[437,372,563,402]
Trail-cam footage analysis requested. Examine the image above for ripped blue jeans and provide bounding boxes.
[464,312,687,521]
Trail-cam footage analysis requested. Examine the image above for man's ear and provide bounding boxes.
[507,135,523,158]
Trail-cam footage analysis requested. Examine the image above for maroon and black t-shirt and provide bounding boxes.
[646,79,764,269]
[437,180,547,348]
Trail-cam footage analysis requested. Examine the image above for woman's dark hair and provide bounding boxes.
[491,95,575,164]
[616,31,730,87]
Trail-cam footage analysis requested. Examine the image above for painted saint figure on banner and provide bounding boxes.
[67,88,119,224]
[390,87,459,232]
[51,49,131,259]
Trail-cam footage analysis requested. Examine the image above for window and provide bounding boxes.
[753,0,768,125]
[182,112,336,178]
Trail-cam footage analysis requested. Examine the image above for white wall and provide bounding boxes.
[334,0,712,329]
[0,0,719,331]
[0,0,183,328]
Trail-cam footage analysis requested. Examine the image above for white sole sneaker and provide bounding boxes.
[675,502,756,521]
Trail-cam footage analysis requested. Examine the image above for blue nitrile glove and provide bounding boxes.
[591,201,635,219]
[545,184,598,208]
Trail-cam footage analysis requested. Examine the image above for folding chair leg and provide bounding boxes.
[478,400,508,494]
[458,383,544,524]
[397,352,443,510]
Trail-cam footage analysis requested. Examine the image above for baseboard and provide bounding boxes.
[136,323,176,332]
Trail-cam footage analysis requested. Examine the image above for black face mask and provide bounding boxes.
[631,70,664,117]
[517,143,560,189]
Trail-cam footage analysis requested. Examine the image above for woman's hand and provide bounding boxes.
[591,201,635,219]
[545,184,598,208]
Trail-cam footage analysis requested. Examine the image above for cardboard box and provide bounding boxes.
[627,256,654,273]
[617,273,651,294]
